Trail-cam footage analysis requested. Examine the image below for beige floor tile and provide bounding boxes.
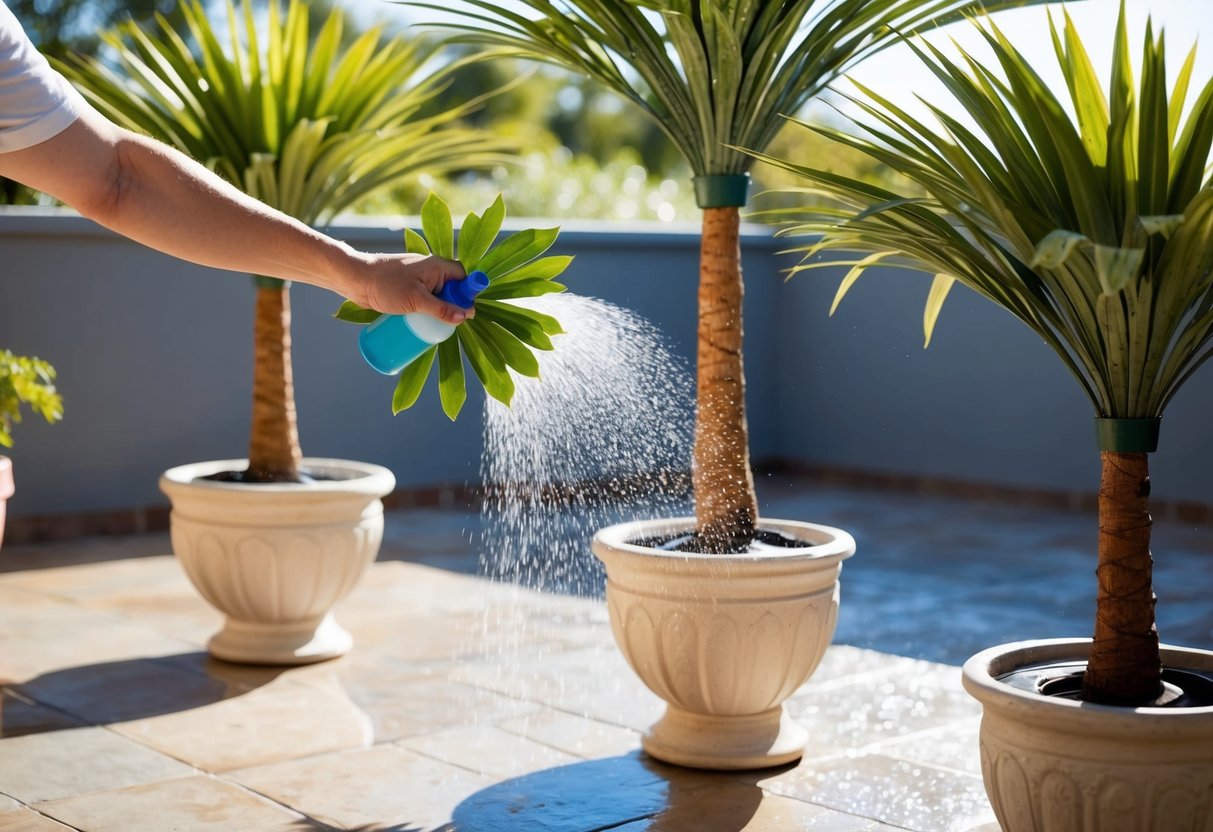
[400,724,580,779]
[342,674,542,742]
[0,796,18,813]
[875,718,985,776]
[0,807,76,831]
[448,644,664,730]
[37,775,314,832]
[156,650,309,691]
[787,670,979,759]
[112,674,373,772]
[0,610,195,683]
[335,561,524,617]
[2,555,221,648]
[758,753,996,832]
[0,688,85,737]
[498,708,643,759]
[341,608,560,662]
[805,646,938,690]
[0,555,180,601]
[230,743,492,830]
[0,726,195,804]
[0,585,79,620]
[614,784,882,831]
[412,749,737,832]
[15,655,234,726]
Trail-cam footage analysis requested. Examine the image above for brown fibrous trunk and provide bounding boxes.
[692,206,758,552]
[1082,451,1162,705]
[245,283,304,483]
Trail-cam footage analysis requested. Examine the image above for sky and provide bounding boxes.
[361,0,1213,125]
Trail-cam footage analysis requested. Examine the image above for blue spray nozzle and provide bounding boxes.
[437,270,490,309]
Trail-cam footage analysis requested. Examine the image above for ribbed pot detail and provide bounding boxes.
[962,639,1213,832]
[161,458,394,665]
[592,516,855,770]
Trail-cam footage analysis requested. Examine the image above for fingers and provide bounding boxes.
[414,290,473,325]
[358,253,475,321]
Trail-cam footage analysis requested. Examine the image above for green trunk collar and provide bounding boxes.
[693,174,750,209]
[1095,417,1160,453]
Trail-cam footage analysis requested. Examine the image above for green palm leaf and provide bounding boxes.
[758,6,1213,420]
[56,0,513,226]
[410,0,1055,178]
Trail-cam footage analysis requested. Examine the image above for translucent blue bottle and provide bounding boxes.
[359,270,489,375]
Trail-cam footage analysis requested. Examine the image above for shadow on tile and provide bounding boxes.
[435,752,765,832]
[3,653,289,733]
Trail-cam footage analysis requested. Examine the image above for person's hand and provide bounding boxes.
[346,252,473,324]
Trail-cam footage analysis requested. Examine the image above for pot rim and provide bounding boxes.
[962,637,1213,722]
[160,458,395,497]
[592,516,856,565]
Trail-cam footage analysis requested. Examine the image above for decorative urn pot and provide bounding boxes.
[160,458,395,665]
[592,516,855,770]
[962,638,1213,831]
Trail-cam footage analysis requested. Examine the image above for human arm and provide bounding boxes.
[0,106,471,323]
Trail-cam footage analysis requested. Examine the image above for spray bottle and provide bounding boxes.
[359,270,489,375]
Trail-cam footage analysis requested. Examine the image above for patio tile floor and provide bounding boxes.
[1,474,1210,830]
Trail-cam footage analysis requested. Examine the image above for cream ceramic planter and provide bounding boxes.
[592,517,855,770]
[962,638,1213,831]
[160,458,394,665]
[0,456,12,549]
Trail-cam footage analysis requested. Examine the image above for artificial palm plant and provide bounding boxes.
[753,6,1213,705]
[421,0,1051,551]
[59,0,509,482]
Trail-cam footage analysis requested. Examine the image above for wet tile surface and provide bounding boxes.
[3,475,1211,830]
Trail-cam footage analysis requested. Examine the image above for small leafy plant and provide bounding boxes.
[0,351,64,448]
[336,193,569,419]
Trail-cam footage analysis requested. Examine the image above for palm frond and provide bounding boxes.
[409,0,1054,179]
[756,5,1213,419]
[56,0,512,224]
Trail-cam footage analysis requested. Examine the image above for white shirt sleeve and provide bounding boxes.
[0,0,88,153]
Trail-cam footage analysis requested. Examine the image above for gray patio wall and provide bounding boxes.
[2,208,1211,519]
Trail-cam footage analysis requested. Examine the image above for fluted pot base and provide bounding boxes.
[644,705,808,770]
[208,613,352,665]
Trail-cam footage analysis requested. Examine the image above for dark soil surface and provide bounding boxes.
[999,662,1213,708]
[628,528,809,554]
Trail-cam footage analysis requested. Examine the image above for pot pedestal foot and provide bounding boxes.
[208,613,352,665]
[642,705,808,770]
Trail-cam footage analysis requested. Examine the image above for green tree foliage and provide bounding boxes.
[0,351,63,448]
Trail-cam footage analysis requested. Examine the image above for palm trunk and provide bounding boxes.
[693,206,758,552]
[1082,451,1162,704]
[246,283,304,483]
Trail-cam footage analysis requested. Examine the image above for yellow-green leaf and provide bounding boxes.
[923,273,956,348]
